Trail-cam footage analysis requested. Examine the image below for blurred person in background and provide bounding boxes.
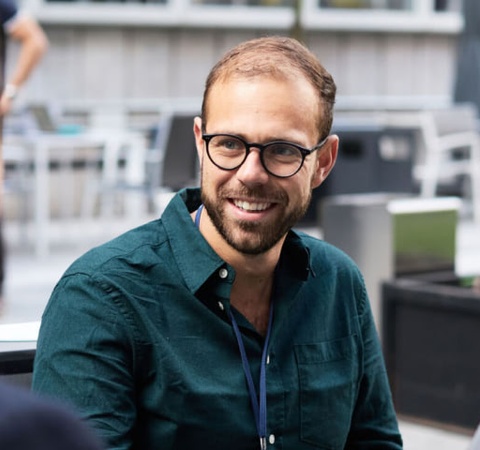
[0,1,48,311]
[0,381,104,449]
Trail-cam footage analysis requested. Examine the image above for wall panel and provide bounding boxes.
[6,26,459,109]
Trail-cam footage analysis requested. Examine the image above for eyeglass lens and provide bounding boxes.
[207,135,305,177]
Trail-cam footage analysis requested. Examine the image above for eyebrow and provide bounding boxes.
[205,131,309,146]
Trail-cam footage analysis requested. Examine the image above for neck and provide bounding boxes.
[230,270,274,336]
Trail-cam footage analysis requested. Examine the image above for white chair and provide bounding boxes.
[81,130,150,219]
[79,103,155,219]
[414,103,480,223]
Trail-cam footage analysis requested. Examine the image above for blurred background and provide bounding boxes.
[1,0,480,448]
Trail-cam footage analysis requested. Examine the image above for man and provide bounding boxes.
[0,1,48,308]
[0,381,104,449]
[32,36,403,449]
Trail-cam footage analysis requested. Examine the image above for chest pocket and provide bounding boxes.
[294,335,359,449]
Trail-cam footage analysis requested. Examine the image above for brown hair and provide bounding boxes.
[201,36,336,140]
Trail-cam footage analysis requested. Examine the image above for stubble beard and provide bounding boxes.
[201,185,312,255]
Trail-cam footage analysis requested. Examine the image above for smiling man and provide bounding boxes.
[32,36,403,449]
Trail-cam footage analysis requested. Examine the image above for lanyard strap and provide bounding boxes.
[195,204,204,228]
[227,304,274,450]
[195,204,273,449]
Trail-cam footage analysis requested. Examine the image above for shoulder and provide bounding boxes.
[0,383,103,449]
[65,218,166,277]
[295,230,361,274]
[293,230,367,306]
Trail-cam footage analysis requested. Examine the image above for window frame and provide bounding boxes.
[27,0,463,34]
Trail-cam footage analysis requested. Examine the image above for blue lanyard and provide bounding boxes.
[195,204,273,449]
[227,305,274,450]
[195,204,204,228]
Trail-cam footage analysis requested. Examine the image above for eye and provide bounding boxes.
[216,136,243,151]
[266,143,300,159]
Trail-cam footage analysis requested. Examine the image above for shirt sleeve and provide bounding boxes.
[32,273,139,450]
[1,0,18,28]
[346,272,403,449]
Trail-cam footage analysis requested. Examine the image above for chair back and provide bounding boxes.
[429,103,478,137]
[151,112,199,191]
[416,103,480,222]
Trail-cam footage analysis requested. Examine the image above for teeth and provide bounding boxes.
[234,200,270,212]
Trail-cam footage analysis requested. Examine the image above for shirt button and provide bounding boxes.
[268,434,275,444]
[218,268,228,279]
[217,301,225,311]
[266,354,271,365]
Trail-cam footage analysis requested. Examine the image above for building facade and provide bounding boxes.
[6,0,463,114]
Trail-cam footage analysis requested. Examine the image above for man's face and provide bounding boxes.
[194,75,336,255]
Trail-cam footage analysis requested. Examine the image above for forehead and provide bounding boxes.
[205,75,321,138]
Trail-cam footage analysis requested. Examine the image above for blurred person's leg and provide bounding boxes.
[0,120,4,311]
[0,118,3,313]
[0,217,4,310]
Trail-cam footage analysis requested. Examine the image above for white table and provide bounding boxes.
[0,320,40,343]
[0,321,39,385]
[4,132,107,257]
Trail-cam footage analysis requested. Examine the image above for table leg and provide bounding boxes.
[34,141,49,258]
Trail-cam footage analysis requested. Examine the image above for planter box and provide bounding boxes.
[382,276,480,431]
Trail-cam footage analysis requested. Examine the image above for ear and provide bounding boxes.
[193,116,204,162]
[311,135,339,189]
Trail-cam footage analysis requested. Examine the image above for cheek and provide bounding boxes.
[285,178,313,206]
[297,164,320,193]
[295,170,320,204]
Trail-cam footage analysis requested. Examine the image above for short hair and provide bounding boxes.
[201,36,336,140]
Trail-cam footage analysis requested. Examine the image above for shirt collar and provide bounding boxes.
[161,188,226,295]
[279,229,315,281]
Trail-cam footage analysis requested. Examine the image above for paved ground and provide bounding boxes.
[1,213,479,450]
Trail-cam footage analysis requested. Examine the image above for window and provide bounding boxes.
[32,0,463,33]
[191,0,293,5]
[39,0,460,10]
[319,0,412,10]
[45,0,168,2]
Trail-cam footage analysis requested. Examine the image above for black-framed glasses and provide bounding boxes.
[202,133,329,178]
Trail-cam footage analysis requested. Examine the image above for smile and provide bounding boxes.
[233,200,272,212]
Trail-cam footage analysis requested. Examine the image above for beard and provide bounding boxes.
[201,184,312,255]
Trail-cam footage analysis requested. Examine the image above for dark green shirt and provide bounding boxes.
[33,188,402,450]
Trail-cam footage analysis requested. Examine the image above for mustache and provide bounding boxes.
[219,186,288,204]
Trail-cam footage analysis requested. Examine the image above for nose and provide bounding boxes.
[235,148,270,185]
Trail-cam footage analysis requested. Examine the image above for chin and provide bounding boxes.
[226,227,285,256]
